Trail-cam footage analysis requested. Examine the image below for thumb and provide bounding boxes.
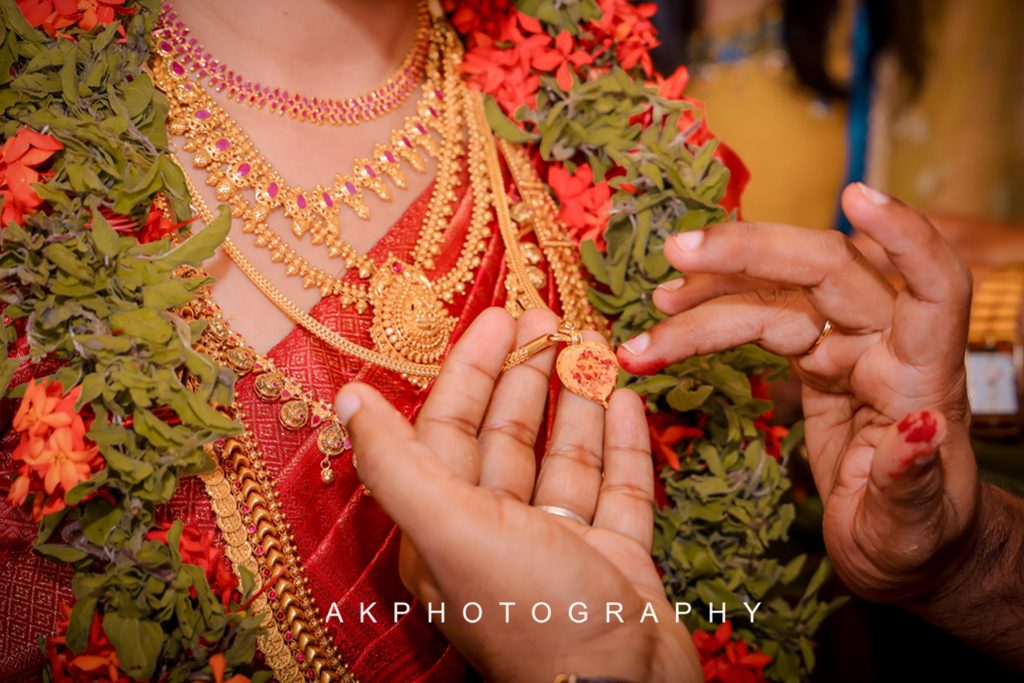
[862,409,948,528]
[336,383,464,541]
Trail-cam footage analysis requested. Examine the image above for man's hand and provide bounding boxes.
[336,308,702,683]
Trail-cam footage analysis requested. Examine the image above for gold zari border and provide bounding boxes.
[181,281,357,683]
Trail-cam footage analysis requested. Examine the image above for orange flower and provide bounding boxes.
[206,653,252,683]
[19,426,97,495]
[47,605,131,683]
[547,162,612,250]
[16,0,135,39]
[647,412,705,471]
[531,29,594,92]
[12,377,82,437]
[0,127,63,226]
[6,379,103,521]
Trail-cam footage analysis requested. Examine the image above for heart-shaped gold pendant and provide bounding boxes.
[556,341,620,407]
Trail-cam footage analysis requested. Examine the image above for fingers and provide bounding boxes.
[662,221,896,332]
[652,273,770,315]
[618,289,823,374]
[531,330,609,523]
[842,183,971,309]
[864,410,946,506]
[415,308,516,483]
[592,389,655,552]
[841,184,972,367]
[337,383,464,542]
[478,308,559,502]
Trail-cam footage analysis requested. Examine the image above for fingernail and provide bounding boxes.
[657,277,685,293]
[857,182,890,206]
[673,231,705,252]
[620,332,650,357]
[335,392,362,424]
[897,411,938,444]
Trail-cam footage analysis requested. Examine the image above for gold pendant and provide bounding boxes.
[555,341,620,408]
[369,259,456,386]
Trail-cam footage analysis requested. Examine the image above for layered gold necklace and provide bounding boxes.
[159,9,617,404]
[157,16,499,383]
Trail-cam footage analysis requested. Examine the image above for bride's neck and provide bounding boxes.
[167,0,422,97]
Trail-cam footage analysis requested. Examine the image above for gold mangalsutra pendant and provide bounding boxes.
[369,258,456,387]
[556,341,620,408]
[503,321,621,408]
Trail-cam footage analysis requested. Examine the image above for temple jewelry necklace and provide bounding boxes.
[155,0,432,125]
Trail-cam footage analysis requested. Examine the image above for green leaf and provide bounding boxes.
[151,205,231,271]
[90,207,121,258]
[81,497,122,546]
[666,383,713,412]
[34,544,89,563]
[66,597,98,654]
[484,95,535,144]
[102,613,164,681]
[42,243,94,282]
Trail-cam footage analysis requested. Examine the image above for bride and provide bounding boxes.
[0,0,700,680]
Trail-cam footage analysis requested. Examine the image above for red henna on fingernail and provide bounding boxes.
[616,352,667,376]
[897,411,938,443]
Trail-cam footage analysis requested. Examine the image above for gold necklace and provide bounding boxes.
[156,0,432,126]
[156,18,454,289]
[180,90,621,406]
[159,18,485,306]
[163,21,499,375]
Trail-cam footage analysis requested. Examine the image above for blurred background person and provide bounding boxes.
[652,0,1024,275]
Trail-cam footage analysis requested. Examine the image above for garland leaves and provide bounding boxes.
[1,1,263,680]
[457,1,845,680]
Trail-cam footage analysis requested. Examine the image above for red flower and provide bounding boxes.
[99,201,193,244]
[146,523,239,607]
[693,621,773,683]
[531,29,594,92]
[16,0,136,39]
[750,376,788,459]
[46,605,131,683]
[6,379,103,521]
[461,10,550,115]
[0,127,63,226]
[589,0,660,75]
[652,65,691,100]
[547,162,612,250]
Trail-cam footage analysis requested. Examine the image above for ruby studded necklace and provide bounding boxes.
[154,0,431,125]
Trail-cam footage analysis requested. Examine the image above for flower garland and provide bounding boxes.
[1,1,264,680]
[0,0,840,681]
[452,1,844,680]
